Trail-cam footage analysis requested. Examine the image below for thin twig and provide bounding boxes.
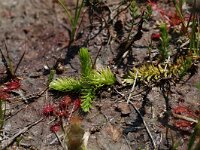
[17,87,49,103]
[115,89,157,149]
[14,50,26,74]
[4,42,14,77]
[127,69,138,103]
[129,101,157,149]
[1,117,44,149]
[92,45,103,69]
[0,48,13,78]
[123,135,132,150]
[83,131,90,149]
[172,113,198,123]
[54,132,68,150]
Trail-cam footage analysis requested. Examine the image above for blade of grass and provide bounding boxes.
[4,42,14,77]
[0,48,13,78]
[14,50,26,74]
[173,0,186,31]
[57,0,73,23]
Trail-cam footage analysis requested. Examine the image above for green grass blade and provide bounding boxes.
[58,0,73,23]
[74,0,84,25]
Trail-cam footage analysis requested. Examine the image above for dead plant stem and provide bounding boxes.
[127,69,138,103]
[115,88,157,149]
[129,101,157,149]
[172,113,198,123]
[1,117,44,149]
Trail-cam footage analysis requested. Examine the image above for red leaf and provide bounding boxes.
[3,79,20,92]
[174,120,194,131]
[73,98,81,112]
[175,120,193,128]
[167,13,181,26]
[172,105,198,118]
[148,0,165,16]
[172,105,188,114]
[42,104,55,117]
[151,33,161,40]
[50,122,61,133]
[0,91,10,100]
[59,96,71,109]
[55,110,68,118]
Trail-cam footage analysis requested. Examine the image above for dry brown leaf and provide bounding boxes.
[106,123,122,142]
[117,102,131,115]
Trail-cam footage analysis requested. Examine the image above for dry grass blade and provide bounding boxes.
[14,50,26,74]
[129,101,157,149]
[0,48,13,79]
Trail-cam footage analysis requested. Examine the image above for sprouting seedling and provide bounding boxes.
[173,0,186,31]
[57,0,84,44]
[0,43,25,80]
[189,15,199,56]
[49,47,116,112]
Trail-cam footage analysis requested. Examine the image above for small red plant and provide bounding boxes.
[0,91,10,100]
[55,110,68,118]
[42,104,55,117]
[73,98,81,112]
[148,0,184,30]
[174,120,194,131]
[148,0,165,16]
[172,105,199,131]
[50,122,61,133]
[0,78,21,101]
[168,13,181,27]
[59,96,71,109]
[173,105,198,118]
[2,79,20,92]
[151,33,161,40]
[173,105,189,114]
[43,96,82,133]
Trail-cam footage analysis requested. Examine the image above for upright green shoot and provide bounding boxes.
[189,16,199,56]
[159,23,170,62]
[173,0,186,31]
[57,0,84,43]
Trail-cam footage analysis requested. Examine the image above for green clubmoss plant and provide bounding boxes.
[49,47,116,112]
[129,0,140,20]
